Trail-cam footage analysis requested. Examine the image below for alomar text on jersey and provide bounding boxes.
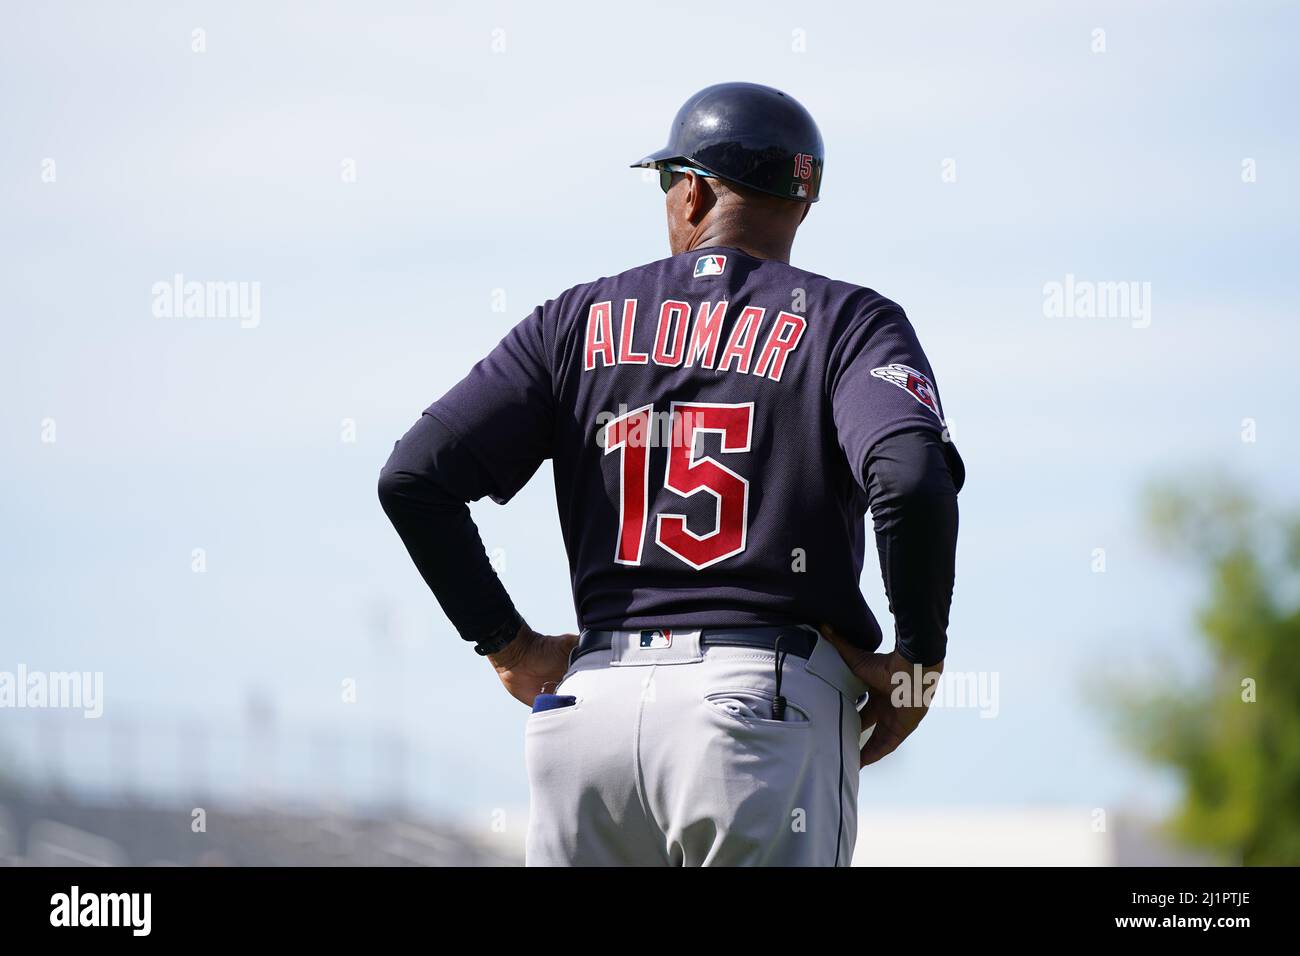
[583,299,806,382]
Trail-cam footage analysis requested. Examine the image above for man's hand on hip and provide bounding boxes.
[819,624,944,768]
[488,624,579,707]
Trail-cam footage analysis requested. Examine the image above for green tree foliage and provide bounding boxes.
[1115,478,1300,865]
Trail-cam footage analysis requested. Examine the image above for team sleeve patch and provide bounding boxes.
[870,363,943,421]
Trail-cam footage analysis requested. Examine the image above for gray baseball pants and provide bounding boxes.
[524,628,867,866]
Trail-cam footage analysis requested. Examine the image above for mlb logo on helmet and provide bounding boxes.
[639,629,673,649]
[693,255,727,278]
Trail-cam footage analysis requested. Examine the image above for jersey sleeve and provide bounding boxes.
[828,306,957,491]
[425,305,555,504]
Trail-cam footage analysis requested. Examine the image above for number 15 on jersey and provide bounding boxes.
[601,401,753,571]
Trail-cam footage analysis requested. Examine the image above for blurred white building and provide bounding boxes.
[853,809,1216,866]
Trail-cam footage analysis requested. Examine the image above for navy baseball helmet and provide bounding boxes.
[631,82,824,203]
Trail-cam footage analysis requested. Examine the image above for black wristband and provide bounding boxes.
[473,612,525,656]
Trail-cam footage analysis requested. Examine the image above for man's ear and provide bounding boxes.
[799,204,811,224]
[686,172,711,223]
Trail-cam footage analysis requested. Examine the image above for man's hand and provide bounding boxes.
[487,623,579,707]
[819,624,944,767]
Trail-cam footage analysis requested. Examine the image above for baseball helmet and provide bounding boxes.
[631,82,824,203]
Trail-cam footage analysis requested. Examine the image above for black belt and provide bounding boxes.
[573,625,818,664]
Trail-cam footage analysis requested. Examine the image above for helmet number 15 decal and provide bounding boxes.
[602,401,753,570]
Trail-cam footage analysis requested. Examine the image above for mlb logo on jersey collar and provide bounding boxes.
[640,629,672,648]
[693,254,727,278]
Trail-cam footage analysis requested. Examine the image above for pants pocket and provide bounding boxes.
[703,689,811,726]
[531,693,578,714]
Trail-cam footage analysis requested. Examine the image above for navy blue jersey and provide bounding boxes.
[428,246,955,647]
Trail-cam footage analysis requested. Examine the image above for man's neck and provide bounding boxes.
[685,217,795,264]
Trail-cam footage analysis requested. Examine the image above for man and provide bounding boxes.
[379,82,964,866]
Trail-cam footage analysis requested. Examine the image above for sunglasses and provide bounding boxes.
[658,162,717,194]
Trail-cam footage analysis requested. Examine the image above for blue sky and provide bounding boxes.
[2,1,1297,827]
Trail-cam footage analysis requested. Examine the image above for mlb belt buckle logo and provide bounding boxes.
[639,629,673,649]
[693,254,726,278]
